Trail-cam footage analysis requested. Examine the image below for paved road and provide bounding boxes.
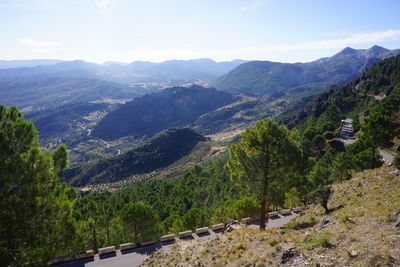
[248,212,299,230]
[379,149,395,165]
[338,118,356,145]
[339,118,394,165]
[55,212,300,267]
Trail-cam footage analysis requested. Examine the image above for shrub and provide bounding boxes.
[304,231,331,250]
[323,131,335,140]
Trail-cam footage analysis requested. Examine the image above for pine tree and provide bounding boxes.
[0,105,76,265]
[225,119,302,230]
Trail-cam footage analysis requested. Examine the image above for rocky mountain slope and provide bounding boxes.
[143,166,400,266]
[213,45,400,98]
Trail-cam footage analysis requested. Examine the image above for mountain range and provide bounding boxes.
[213,45,400,97]
[0,58,247,84]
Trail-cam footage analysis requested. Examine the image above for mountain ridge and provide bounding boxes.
[64,127,207,186]
[92,85,236,140]
[213,46,400,97]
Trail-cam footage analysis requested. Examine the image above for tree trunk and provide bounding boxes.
[106,217,110,245]
[92,226,97,253]
[371,148,376,169]
[260,197,266,230]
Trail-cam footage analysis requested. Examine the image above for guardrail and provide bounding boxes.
[195,227,209,235]
[178,230,193,238]
[48,250,94,265]
[50,206,304,265]
[160,234,175,242]
[120,242,137,251]
[98,246,116,256]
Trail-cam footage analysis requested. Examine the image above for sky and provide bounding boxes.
[0,0,399,63]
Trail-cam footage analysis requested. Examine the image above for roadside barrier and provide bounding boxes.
[50,206,304,265]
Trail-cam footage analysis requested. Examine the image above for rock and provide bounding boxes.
[395,220,400,228]
[391,209,400,222]
[389,170,400,176]
[350,250,358,257]
[222,219,236,234]
[317,216,332,232]
[281,247,297,264]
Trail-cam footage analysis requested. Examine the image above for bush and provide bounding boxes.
[284,187,302,208]
[323,131,335,140]
[351,148,383,171]
[304,231,331,250]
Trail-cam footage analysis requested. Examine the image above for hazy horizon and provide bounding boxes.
[1,45,398,66]
[1,0,400,63]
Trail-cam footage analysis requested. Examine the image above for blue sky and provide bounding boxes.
[1,0,399,63]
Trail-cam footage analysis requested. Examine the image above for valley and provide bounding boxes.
[1,47,400,266]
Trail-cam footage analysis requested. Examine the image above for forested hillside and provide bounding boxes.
[2,54,400,265]
[71,54,400,255]
[92,85,235,140]
[278,54,400,133]
[0,76,136,111]
[65,128,207,186]
[214,46,400,98]
[25,102,114,139]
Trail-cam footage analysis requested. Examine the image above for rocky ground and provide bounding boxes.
[142,166,400,266]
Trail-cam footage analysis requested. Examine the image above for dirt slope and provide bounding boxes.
[142,166,400,266]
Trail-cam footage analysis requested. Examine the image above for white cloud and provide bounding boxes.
[131,29,400,62]
[240,0,264,12]
[27,47,63,53]
[20,38,63,53]
[94,0,115,9]
[20,39,60,47]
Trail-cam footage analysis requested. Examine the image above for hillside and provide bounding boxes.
[64,128,207,186]
[92,85,235,140]
[143,166,400,266]
[0,76,136,111]
[278,54,400,132]
[213,46,400,97]
[194,95,286,137]
[25,102,115,140]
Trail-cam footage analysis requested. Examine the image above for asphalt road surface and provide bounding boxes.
[55,212,300,267]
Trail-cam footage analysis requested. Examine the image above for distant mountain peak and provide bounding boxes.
[369,45,389,53]
[336,46,357,56]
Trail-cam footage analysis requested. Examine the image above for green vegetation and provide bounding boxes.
[120,203,158,242]
[0,105,76,265]
[359,106,391,169]
[303,231,332,250]
[65,127,207,186]
[0,76,137,110]
[309,186,333,214]
[2,51,400,264]
[26,102,111,139]
[72,156,240,249]
[93,86,235,140]
[213,46,400,98]
[225,119,303,229]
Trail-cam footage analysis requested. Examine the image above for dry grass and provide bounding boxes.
[142,166,400,266]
